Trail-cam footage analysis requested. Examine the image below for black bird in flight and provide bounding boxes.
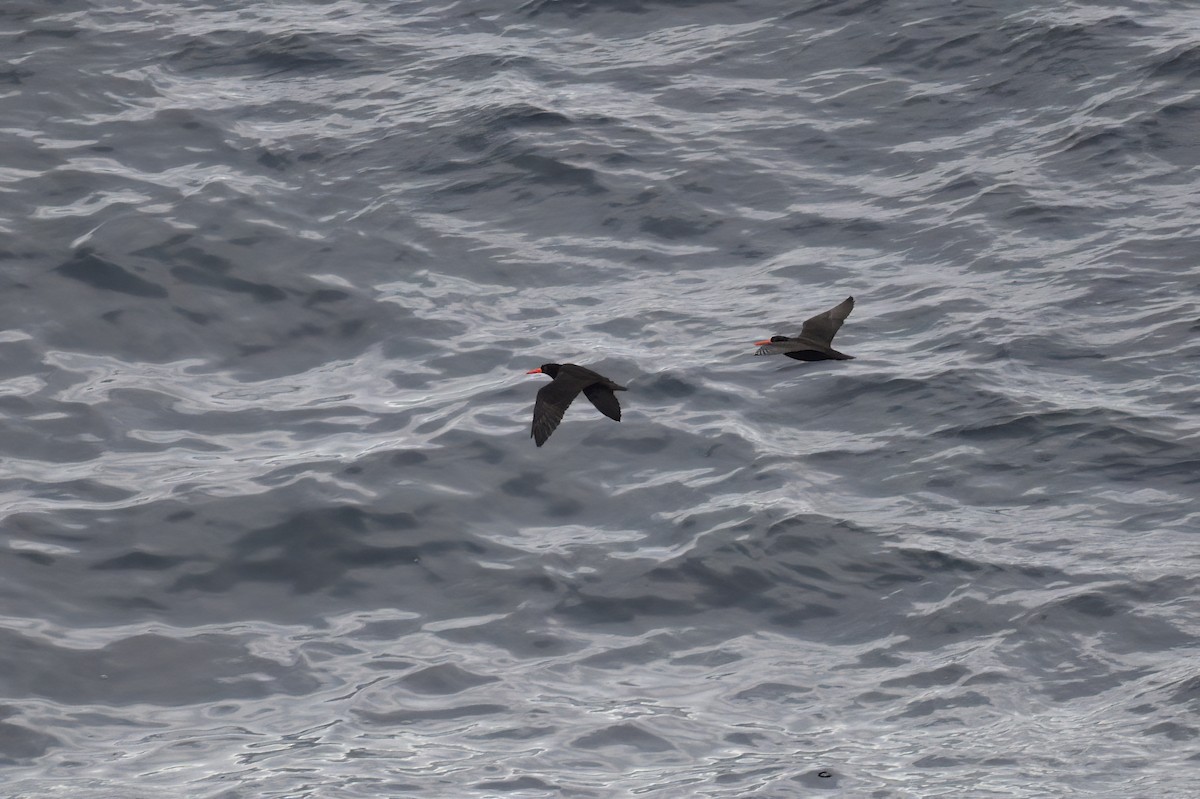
[526,363,626,447]
[754,296,856,361]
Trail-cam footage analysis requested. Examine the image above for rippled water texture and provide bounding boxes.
[2,0,1198,796]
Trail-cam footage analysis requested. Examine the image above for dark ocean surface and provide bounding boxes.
[2,0,1198,796]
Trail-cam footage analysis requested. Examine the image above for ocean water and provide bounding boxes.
[1,0,1198,796]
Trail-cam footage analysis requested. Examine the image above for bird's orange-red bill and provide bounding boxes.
[753,340,772,346]
[526,368,543,374]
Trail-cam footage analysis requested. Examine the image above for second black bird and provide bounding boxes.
[526,363,626,447]
[754,296,856,361]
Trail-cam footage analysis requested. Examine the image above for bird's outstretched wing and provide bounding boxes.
[583,385,622,421]
[798,296,854,345]
[531,381,579,446]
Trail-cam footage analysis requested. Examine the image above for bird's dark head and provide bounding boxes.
[526,363,561,378]
[753,335,791,345]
